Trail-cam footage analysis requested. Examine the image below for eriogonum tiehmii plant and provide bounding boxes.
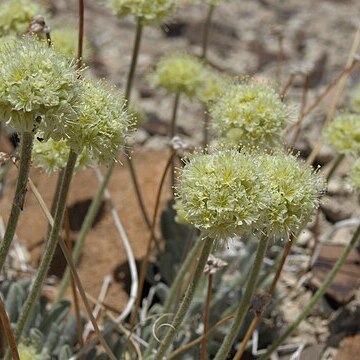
[108,0,175,24]
[149,52,207,98]
[32,138,91,174]
[209,83,288,148]
[66,79,133,164]
[174,148,270,240]
[258,152,326,236]
[0,38,82,139]
[0,0,46,36]
[323,113,360,156]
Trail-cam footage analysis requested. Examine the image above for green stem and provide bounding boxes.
[154,238,214,359]
[170,92,181,190]
[326,153,345,182]
[214,235,270,360]
[13,150,77,341]
[259,223,360,360]
[0,132,34,273]
[144,238,203,357]
[56,161,115,301]
[201,4,215,59]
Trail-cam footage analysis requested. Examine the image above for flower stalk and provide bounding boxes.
[13,150,78,341]
[0,131,34,272]
[154,237,214,359]
[214,234,270,360]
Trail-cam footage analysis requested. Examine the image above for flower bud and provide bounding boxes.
[323,113,360,156]
[209,83,288,149]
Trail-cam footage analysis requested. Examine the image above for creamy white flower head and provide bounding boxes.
[210,82,288,149]
[0,38,82,139]
[66,79,134,164]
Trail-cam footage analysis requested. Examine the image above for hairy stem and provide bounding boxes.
[326,153,345,182]
[259,223,360,360]
[154,238,214,359]
[169,92,181,190]
[214,235,270,360]
[144,237,203,357]
[0,132,34,272]
[13,150,77,341]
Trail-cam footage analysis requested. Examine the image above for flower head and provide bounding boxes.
[50,27,92,60]
[209,83,288,149]
[349,158,360,191]
[32,138,91,174]
[323,113,360,156]
[0,0,46,36]
[66,79,134,164]
[175,148,270,240]
[0,38,82,138]
[149,52,206,98]
[197,68,228,104]
[258,152,325,236]
[108,0,175,25]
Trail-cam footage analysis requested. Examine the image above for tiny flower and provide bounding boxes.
[66,79,134,164]
[175,148,270,240]
[349,158,360,191]
[32,138,91,174]
[258,152,326,236]
[149,52,206,98]
[209,83,288,149]
[0,0,46,36]
[0,38,82,139]
[108,0,176,25]
[323,113,360,156]
[50,27,92,60]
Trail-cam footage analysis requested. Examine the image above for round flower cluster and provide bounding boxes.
[258,152,325,236]
[0,0,46,36]
[175,148,270,240]
[323,113,360,156]
[50,28,92,60]
[197,68,228,104]
[149,52,206,98]
[108,0,175,24]
[175,148,325,240]
[209,83,288,149]
[32,138,91,174]
[66,79,134,164]
[349,159,360,191]
[0,38,82,139]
